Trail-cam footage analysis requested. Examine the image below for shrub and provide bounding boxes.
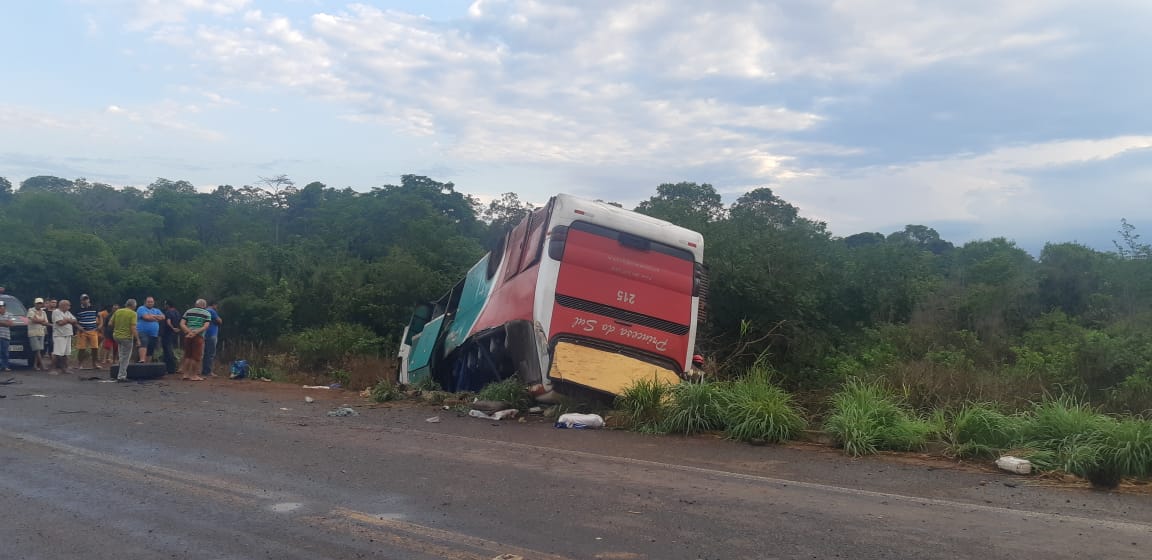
[947,402,1025,458]
[371,379,400,403]
[477,377,532,409]
[824,379,934,456]
[662,381,728,435]
[287,322,385,371]
[615,377,671,433]
[721,374,806,443]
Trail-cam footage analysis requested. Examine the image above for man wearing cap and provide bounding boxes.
[26,298,50,371]
[74,294,100,369]
[0,301,14,372]
[51,299,79,374]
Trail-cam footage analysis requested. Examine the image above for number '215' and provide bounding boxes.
[616,290,636,305]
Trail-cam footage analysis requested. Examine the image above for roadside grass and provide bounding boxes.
[823,379,935,456]
[1014,397,1152,488]
[720,369,807,444]
[614,377,671,433]
[946,402,1026,459]
[370,379,401,402]
[477,377,533,410]
[661,381,729,435]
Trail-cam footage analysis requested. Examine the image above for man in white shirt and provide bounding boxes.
[51,299,80,374]
[27,297,50,371]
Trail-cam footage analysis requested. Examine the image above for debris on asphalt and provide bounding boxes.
[492,555,524,560]
[0,377,18,385]
[995,456,1032,475]
[305,396,315,403]
[470,400,510,413]
[554,413,605,429]
[30,394,48,398]
[467,408,519,420]
[426,416,441,423]
[527,406,543,414]
[303,385,331,390]
[359,388,372,398]
[327,407,359,417]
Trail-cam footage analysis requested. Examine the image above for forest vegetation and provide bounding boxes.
[2,174,1151,418]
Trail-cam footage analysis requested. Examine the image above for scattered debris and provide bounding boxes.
[305,396,315,403]
[327,407,359,417]
[528,406,543,414]
[996,456,1033,475]
[554,413,605,429]
[467,409,519,421]
[279,407,290,411]
[471,400,511,413]
[426,416,441,423]
[492,555,524,560]
[543,406,560,419]
[359,388,372,398]
[30,394,48,398]
[303,385,331,390]
[260,378,271,382]
[79,376,102,381]
[0,377,18,385]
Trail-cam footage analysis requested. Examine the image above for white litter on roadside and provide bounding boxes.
[996,456,1033,475]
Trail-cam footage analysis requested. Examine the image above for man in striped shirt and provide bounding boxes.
[179,299,213,381]
[74,294,101,370]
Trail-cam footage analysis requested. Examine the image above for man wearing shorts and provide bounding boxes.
[179,299,212,381]
[74,294,100,369]
[27,298,49,371]
[136,296,164,363]
[51,299,79,374]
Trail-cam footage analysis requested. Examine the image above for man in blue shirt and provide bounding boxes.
[136,296,164,363]
[202,302,222,377]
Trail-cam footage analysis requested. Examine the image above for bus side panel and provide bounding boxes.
[406,315,447,385]
[468,264,540,337]
[443,255,498,355]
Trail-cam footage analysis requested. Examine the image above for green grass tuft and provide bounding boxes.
[615,377,671,433]
[661,381,728,435]
[370,379,400,402]
[823,379,933,456]
[721,376,806,444]
[477,377,532,409]
[947,402,1026,459]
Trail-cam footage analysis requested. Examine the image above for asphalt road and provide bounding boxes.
[1,371,1150,560]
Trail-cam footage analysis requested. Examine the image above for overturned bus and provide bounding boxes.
[397,193,707,402]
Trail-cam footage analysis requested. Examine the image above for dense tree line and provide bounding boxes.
[2,175,1150,411]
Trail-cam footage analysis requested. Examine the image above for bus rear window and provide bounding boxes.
[563,221,693,262]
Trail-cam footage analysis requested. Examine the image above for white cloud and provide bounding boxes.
[128,0,251,29]
[776,136,1152,235]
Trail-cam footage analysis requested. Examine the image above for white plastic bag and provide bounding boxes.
[995,456,1032,475]
[554,413,605,429]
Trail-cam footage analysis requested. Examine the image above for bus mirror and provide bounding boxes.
[548,225,569,260]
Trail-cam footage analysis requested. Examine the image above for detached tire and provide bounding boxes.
[109,363,168,380]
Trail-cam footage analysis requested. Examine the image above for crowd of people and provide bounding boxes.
[0,293,221,381]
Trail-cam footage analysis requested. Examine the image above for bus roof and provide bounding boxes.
[551,193,705,262]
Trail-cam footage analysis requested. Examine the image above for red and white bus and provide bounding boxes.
[399,193,706,401]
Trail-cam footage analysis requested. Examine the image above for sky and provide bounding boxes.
[2,0,1150,253]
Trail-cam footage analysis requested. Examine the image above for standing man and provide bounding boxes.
[201,301,222,377]
[27,298,49,371]
[136,296,164,364]
[74,294,100,369]
[0,301,13,372]
[51,299,79,374]
[110,299,139,381]
[161,300,182,375]
[179,299,212,381]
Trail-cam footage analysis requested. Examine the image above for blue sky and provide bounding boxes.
[2,0,1150,252]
